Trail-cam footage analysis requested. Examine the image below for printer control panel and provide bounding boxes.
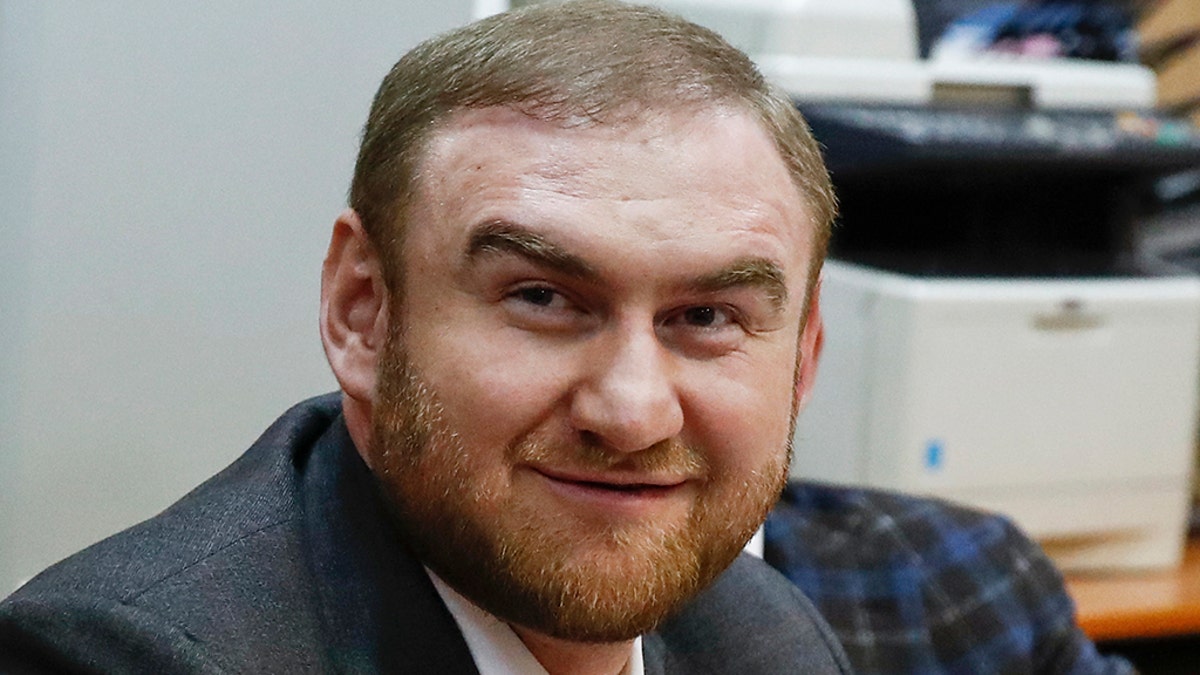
[799,104,1200,174]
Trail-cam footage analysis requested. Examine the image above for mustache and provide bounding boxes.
[509,432,709,477]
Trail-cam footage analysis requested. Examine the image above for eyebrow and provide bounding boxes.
[688,258,789,312]
[465,221,601,281]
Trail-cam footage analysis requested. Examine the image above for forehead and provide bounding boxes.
[409,105,813,274]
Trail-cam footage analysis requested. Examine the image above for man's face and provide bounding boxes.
[370,105,816,642]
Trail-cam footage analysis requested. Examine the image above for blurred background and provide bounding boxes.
[0,0,481,592]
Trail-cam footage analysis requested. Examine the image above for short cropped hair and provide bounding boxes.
[350,0,835,294]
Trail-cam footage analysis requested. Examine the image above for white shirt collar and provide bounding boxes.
[427,569,644,675]
[745,525,765,558]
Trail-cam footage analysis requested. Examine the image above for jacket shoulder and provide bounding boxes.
[0,394,342,673]
[653,553,852,674]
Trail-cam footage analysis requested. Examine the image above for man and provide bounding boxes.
[0,1,849,672]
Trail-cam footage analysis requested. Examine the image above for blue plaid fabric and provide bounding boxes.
[764,482,1135,675]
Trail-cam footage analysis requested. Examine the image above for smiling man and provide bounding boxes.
[0,1,848,672]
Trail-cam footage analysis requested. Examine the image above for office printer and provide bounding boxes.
[788,105,1200,572]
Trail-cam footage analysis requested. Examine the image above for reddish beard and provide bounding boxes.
[370,331,790,642]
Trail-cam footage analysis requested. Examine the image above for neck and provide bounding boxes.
[509,624,634,675]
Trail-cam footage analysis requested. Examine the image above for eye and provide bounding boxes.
[677,305,734,329]
[681,306,725,328]
[515,286,559,307]
[500,283,594,333]
[658,303,746,357]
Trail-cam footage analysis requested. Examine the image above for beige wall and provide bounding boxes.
[0,0,476,593]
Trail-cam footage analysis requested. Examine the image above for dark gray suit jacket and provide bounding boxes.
[0,394,851,673]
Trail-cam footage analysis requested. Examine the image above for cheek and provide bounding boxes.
[680,354,797,476]
[408,325,580,444]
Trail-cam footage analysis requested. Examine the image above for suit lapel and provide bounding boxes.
[641,634,668,675]
[300,418,480,675]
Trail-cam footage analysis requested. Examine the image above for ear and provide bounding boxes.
[320,209,390,421]
[794,277,824,411]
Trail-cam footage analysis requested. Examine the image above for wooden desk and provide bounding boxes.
[1066,537,1200,642]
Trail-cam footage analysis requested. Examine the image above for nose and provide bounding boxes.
[569,325,684,454]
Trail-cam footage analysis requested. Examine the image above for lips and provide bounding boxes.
[527,465,694,516]
[532,466,689,492]
[551,476,677,496]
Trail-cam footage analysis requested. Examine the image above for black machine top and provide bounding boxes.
[799,103,1200,178]
[796,103,1200,278]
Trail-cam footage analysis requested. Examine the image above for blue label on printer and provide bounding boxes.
[925,439,944,471]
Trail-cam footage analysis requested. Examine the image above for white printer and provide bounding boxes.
[654,0,1200,571]
[796,260,1200,572]
[786,95,1200,574]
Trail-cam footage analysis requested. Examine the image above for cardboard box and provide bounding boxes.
[1157,37,1200,108]
[1139,0,1200,60]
